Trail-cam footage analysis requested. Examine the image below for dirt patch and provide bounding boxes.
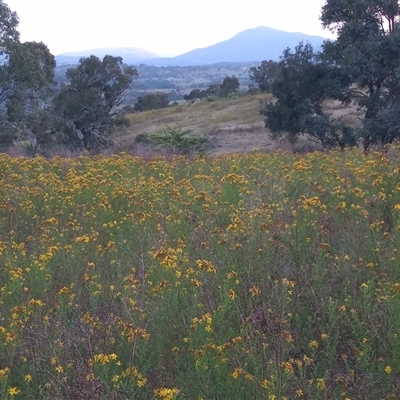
[208,123,276,154]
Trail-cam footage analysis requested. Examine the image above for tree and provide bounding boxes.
[0,0,19,61]
[262,42,356,149]
[205,83,221,97]
[0,1,56,149]
[53,55,138,149]
[262,0,400,151]
[219,75,239,97]
[134,92,169,111]
[320,0,400,150]
[183,89,206,103]
[249,60,280,92]
[0,2,51,106]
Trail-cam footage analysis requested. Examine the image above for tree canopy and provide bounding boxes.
[53,55,138,149]
[134,92,169,112]
[249,60,280,92]
[261,0,400,151]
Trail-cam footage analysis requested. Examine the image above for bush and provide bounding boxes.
[149,125,208,154]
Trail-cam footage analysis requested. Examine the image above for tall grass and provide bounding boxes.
[1,148,400,399]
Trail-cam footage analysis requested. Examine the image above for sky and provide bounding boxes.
[6,0,335,57]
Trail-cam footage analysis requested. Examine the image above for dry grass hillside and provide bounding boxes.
[115,94,362,155]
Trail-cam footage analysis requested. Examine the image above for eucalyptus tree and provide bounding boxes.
[262,0,400,151]
[53,55,138,149]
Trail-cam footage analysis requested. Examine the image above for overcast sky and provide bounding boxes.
[6,0,334,56]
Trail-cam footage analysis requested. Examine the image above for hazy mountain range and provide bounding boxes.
[55,47,158,66]
[55,26,330,66]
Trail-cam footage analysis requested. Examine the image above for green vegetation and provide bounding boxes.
[148,126,208,154]
[53,55,138,150]
[115,93,274,155]
[134,92,170,112]
[259,0,400,151]
[1,148,400,398]
[184,75,240,102]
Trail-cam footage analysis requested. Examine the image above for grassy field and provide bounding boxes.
[115,94,277,155]
[115,94,362,156]
[1,148,400,399]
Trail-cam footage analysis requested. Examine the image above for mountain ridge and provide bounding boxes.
[55,26,330,66]
[56,47,160,65]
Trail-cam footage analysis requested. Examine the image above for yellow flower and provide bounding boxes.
[154,387,180,400]
[309,340,319,349]
[385,365,392,374]
[24,374,32,382]
[0,367,10,379]
[228,289,237,300]
[231,368,243,379]
[57,286,69,295]
[262,379,270,388]
[316,378,326,390]
[8,387,20,396]
[321,333,329,340]
[55,365,64,373]
[249,285,261,296]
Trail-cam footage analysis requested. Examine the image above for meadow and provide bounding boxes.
[1,148,400,399]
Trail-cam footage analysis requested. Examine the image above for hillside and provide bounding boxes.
[115,94,361,155]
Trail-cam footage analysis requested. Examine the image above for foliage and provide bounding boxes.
[183,88,206,103]
[0,0,19,106]
[262,0,400,151]
[149,125,208,154]
[249,60,280,92]
[263,42,357,150]
[53,55,138,150]
[0,7,54,106]
[184,76,240,104]
[0,2,57,150]
[219,75,240,97]
[4,41,56,148]
[2,148,400,398]
[320,0,400,150]
[134,92,169,112]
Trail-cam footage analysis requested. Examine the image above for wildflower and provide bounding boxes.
[8,387,20,395]
[316,378,326,390]
[262,379,270,388]
[309,340,319,349]
[154,387,180,400]
[191,279,201,287]
[57,286,69,295]
[55,365,64,373]
[24,374,32,382]
[231,368,243,379]
[0,367,10,379]
[321,333,329,340]
[385,365,392,374]
[336,202,346,210]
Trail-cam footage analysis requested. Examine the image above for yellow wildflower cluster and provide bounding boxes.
[0,148,399,398]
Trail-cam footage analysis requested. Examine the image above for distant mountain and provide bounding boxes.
[56,47,160,65]
[147,26,330,66]
[55,27,330,67]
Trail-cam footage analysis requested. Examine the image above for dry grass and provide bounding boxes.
[116,94,271,144]
[115,94,364,155]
